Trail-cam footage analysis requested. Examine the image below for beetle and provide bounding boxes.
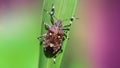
[37,4,78,63]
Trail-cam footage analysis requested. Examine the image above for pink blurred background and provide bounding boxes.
[81,0,120,68]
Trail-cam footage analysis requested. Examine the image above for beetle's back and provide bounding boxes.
[44,23,64,57]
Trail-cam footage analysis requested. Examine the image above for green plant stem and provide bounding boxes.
[38,0,77,68]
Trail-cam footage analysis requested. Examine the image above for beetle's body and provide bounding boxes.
[44,20,64,56]
[37,4,77,63]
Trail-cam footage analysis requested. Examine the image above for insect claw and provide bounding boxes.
[44,22,50,30]
[37,36,41,40]
[53,58,56,64]
[37,37,39,39]
[60,49,63,53]
[67,37,70,40]
[40,41,43,45]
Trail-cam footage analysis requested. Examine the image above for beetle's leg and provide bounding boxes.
[44,22,50,30]
[62,28,70,35]
[40,40,44,45]
[63,17,78,34]
[63,24,71,28]
[53,46,63,64]
[63,33,69,40]
[37,34,46,42]
[62,28,70,31]
[37,34,46,45]
[37,34,46,39]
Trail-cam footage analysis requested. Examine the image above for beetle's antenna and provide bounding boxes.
[62,16,79,22]
[63,16,79,28]
[43,5,58,23]
[51,4,58,21]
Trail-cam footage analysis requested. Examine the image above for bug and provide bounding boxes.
[37,4,78,63]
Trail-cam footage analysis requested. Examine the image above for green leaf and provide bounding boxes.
[38,0,77,68]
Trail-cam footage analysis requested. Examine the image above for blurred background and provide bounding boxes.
[0,0,120,68]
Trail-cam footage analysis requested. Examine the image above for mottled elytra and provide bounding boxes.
[37,4,77,63]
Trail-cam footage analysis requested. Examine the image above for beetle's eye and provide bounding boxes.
[58,36,61,38]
